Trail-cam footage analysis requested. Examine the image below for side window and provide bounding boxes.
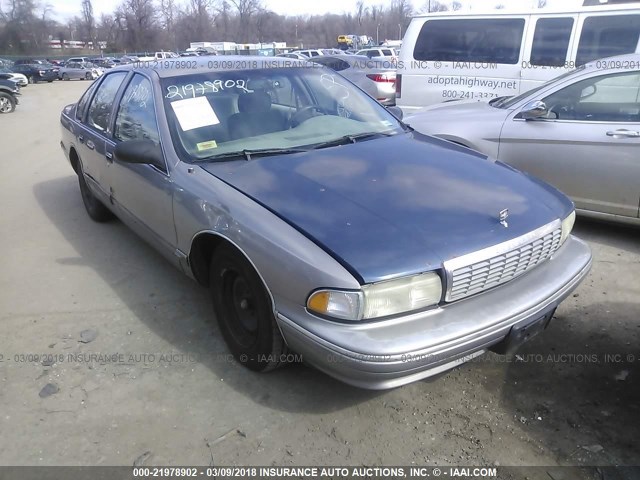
[114,74,160,144]
[530,17,574,67]
[76,81,100,121]
[542,71,640,122]
[576,15,640,66]
[414,18,525,64]
[86,72,127,132]
[382,49,393,56]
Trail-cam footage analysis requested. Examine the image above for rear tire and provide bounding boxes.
[77,161,114,222]
[0,93,16,113]
[28,75,36,84]
[209,244,288,372]
[62,73,69,81]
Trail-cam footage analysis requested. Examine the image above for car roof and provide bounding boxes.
[107,55,313,79]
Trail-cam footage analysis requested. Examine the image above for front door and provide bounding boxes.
[106,73,177,259]
[499,70,640,219]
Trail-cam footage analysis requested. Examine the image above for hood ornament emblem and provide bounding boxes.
[499,209,509,228]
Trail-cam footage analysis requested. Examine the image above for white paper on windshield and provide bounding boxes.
[170,96,220,131]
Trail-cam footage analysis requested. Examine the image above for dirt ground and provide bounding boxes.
[0,81,638,472]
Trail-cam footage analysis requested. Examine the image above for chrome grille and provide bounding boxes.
[445,223,562,302]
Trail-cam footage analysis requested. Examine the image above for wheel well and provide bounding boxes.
[189,233,226,287]
[69,147,80,174]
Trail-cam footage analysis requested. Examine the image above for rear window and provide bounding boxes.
[576,15,640,65]
[530,17,574,66]
[414,18,525,64]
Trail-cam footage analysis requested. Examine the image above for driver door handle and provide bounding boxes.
[105,152,113,162]
[86,139,95,150]
[606,129,640,138]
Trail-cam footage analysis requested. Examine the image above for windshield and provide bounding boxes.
[161,66,404,162]
[492,66,586,109]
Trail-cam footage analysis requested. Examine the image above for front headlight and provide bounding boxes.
[560,210,576,245]
[307,272,442,321]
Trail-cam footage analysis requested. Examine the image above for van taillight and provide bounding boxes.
[396,74,402,98]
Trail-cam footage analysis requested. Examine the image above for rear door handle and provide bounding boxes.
[78,135,84,143]
[105,152,113,162]
[606,129,640,138]
[86,139,95,150]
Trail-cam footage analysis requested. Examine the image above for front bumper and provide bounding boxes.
[276,235,591,389]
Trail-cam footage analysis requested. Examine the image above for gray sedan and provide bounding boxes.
[406,54,640,225]
[59,61,102,81]
[310,54,397,106]
[59,57,590,389]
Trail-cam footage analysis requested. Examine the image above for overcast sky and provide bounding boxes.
[51,0,584,21]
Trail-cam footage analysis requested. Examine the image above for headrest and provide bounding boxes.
[238,91,271,113]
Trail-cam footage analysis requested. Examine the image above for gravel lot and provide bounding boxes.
[0,81,638,471]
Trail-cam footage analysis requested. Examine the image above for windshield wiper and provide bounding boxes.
[197,147,309,162]
[309,131,395,150]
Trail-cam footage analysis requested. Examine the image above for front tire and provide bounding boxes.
[77,162,113,222]
[210,244,287,372]
[85,72,92,80]
[0,93,16,113]
[28,75,36,84]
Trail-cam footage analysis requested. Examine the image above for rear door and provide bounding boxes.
[499,69,640,219]
[81,71,129,196]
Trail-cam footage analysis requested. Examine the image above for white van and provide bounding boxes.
[397,4,640,113]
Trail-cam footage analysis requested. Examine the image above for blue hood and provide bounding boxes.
[201,132,573,284]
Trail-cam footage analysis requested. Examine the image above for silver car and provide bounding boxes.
[310,54,397,106]
[406,54,640,225]
[59,61,102,81]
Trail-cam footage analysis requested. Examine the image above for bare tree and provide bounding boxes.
[81,0,95,48]
[227,0,262,42]
[355,0,367,27]
[421,0,449,13]
[451,1,463,10]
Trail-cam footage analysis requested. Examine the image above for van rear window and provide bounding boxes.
[413,18,525,64]
[576,15,640,66]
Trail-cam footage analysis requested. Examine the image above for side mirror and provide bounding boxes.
[114,140,164,170]
[386,105,403,120]
[519,100,548,120]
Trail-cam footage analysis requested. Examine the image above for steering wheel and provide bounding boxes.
[288,105,330,128]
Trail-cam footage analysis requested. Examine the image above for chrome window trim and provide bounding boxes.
[443,219,562,302]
